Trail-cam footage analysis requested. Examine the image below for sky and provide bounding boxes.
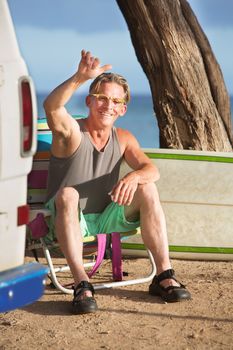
[7,0,233,96]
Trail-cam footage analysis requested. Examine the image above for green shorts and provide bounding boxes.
[45,198,140,241]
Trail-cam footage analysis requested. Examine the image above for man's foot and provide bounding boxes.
[149,269,191,302]
[72,281,98,314]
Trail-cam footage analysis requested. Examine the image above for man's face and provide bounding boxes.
[86,82,127,126]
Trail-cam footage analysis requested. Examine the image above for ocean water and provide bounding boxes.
[37,93,233,149]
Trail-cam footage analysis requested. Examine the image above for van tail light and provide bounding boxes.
[17,205,29,226]
[19,76,37,157]
[21,80,33,152]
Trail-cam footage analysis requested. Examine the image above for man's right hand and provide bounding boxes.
[77,50,112,82]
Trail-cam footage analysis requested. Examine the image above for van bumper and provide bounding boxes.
[0,262,48,312]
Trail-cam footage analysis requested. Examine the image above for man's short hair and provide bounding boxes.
[89,72,130,103]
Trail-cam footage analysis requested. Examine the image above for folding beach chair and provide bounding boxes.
[26,118,156,295]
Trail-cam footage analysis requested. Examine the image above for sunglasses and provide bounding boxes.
[89,93,126,105]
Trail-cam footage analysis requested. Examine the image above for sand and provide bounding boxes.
[0,256,232,350]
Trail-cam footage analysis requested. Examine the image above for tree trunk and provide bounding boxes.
[116,0,233,151]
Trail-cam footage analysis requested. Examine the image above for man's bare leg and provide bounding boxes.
[124,183,179,288]
[54,187,98,313]
[55,187,88,287]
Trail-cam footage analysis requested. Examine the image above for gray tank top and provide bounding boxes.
[46,119,123,214]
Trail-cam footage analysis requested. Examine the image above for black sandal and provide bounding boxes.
[72,281,98,314]
[149,269,191,302]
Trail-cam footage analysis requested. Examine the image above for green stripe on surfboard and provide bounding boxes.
[121,242,233,254]
[146,153,233,164]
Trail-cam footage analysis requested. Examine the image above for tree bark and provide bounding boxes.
[116,0,233,151]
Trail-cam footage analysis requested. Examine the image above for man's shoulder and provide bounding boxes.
[115,127,140,154]
[116,127,136,142]
[116,127,132,138]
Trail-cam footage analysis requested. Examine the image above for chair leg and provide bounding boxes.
[40,238,95,294]
[40,239,74,294]
[40,237,156,294]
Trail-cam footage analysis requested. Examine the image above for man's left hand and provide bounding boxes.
[109,173,139,206]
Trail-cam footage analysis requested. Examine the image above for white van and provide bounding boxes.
[0,0,47,312]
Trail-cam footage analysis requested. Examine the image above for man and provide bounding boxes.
[44,50,191,314]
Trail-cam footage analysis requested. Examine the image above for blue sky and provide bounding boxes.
[8,0,233,95]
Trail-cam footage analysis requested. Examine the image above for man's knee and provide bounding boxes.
[55,187,79,210]
[127,183,160,212]
[136,182,159,201]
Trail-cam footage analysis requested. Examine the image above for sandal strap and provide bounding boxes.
[157,269,177,283]
[73,281,95,297]
[162,283,186,292]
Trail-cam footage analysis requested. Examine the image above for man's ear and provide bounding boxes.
[119,104,127,117]
[86,95,91,107]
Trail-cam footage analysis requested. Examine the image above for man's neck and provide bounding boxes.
[84,118,112,151]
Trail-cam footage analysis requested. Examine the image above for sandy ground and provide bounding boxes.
[0,255,233,350]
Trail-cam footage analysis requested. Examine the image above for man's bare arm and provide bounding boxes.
[110,129,159,206]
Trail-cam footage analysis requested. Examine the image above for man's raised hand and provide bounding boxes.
[77,50,112,81]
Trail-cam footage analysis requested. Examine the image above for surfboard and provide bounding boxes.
[121,149,233,261]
